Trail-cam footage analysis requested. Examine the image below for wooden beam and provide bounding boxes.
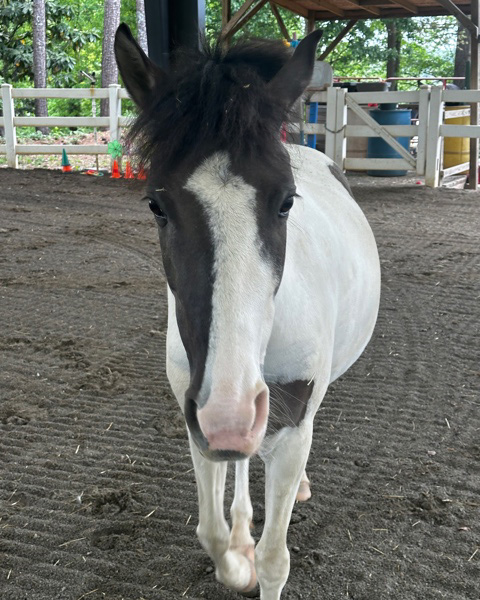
[312,6,473,19]
[221,0,257,38]
[228,0,268,37]
[343,0,380,16]
[434,0,478,34]
[309,0,346,18]
[272,0,308,18]
[269,2,291,40]
[222,0,231,28]
[319,19,357,60]
[358,0,395,5]
[468,0,479,189]
[387,0,418,15]
[307,10,316,33]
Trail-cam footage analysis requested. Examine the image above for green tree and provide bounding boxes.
[0,0,98,86]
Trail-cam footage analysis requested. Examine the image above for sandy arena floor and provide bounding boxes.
[0,168,479,600]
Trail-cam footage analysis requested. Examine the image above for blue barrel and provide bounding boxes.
[367,109,412,176]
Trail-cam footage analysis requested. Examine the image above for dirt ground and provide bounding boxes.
[0,168,479,600]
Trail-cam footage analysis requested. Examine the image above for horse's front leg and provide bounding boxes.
[229,459,257,594]
[256,421,314,600]
[189,437,256,594]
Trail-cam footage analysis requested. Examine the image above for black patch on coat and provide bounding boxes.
[328,162,353,196]
[267,379,314,433]
[148,179,215,405]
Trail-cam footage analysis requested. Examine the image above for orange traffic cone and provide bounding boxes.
[124,160,134,179]
[137,166,147,180]
[62,149,72,173]
[111,159,121,179]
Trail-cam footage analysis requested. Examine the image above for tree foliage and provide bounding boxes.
[0,0,98,86]
[0,0,459,98]
[205,3,457,87]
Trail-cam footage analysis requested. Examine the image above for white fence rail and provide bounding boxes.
[0,83,129,168]
[301,86,480,188]
[1,83,480,188]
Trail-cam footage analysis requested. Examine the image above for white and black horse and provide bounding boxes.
[115,24,381,600]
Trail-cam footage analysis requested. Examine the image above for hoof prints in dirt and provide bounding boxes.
[90,522,141,551]
[0,170,479,600]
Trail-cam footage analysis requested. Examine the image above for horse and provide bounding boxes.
[114,23,381,600]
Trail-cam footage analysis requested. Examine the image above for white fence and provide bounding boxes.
[301,86,480,188]
[1,83,480,188]
[0,83,128,168]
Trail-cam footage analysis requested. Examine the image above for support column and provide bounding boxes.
[144,0,169,69]
[306,10,316,34]
[222,0,231,28]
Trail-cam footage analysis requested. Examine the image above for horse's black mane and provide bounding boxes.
[128,38,293,169]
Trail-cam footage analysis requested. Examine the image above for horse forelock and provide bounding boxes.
[127,38,294,170]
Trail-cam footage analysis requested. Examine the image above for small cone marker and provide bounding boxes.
[124,160,134,179]
[111,159,121,179]
[137,166,147,180]
[62,148,72,173]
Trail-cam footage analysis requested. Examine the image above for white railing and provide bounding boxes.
[300,86,480,188]
[1,83,480,188]
[296,89,422,173]
[0,83,130,168]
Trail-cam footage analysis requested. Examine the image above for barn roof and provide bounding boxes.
[272,0,471,21]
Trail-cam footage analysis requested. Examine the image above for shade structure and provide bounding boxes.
[270,0,472,20]
[219,0,480,189]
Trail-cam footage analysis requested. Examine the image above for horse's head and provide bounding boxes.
[115,25,322,460]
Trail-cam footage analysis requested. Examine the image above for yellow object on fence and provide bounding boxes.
[443,105,470,170]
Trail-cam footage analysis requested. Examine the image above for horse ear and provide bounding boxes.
[114,23,167,109]
[268,30,323,109]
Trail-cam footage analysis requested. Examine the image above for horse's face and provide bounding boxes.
[115,25,322,460]
[147,148,295,459]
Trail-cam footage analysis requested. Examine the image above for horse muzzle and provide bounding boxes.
[185,386,269,461]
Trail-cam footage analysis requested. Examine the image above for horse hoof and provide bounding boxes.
[230,544,257,595]
[296,480,311,502]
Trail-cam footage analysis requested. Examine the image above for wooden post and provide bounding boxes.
[468,0,479,190]
[306,10,316,34]
[269,2,290,41]
[221,0,256,39]
[2,84,17,168]
[109,84,121,167]
[425,86,444,188]
[109,84,121,142]
[416,85,430,176]
[325,85,337,160]
[227,0,268,38]
[222,0,231,28]
[334,88,347,168]
[325,87,347,167]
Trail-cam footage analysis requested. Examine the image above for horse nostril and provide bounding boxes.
[251,388,269,433]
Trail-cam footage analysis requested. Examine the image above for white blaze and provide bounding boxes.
[184,152,274,416]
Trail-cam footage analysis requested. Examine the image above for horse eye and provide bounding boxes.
[279,196,294,218]
[148,199,168,226]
